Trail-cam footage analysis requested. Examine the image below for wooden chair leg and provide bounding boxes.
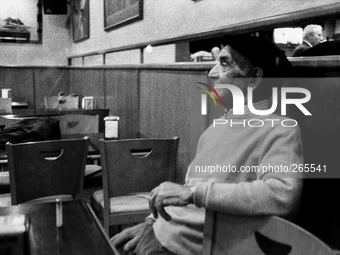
[104,216,110,236]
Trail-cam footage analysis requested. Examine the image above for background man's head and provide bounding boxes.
[303,25,323,46]
[211,47,221,60]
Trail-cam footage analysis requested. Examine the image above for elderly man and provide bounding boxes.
[292,24,323,57]
[112,35,303,255]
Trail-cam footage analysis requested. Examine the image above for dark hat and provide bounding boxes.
[221,35,295,78]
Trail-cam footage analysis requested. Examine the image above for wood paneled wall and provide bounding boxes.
[0,68,35,115]
[104,69,139,139]
[0,64,213,184]
[2,61,340,184]
[1,59,340,249]
[139,69,209,181]
[34,68,70,114]
[70,69,105,109]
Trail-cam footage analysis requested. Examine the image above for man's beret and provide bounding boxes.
[221,35,295,78]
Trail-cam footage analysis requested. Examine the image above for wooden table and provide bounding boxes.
[0,200,120,255]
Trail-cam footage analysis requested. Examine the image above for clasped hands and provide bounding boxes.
[110,182,194,252]
[149,182,194,221]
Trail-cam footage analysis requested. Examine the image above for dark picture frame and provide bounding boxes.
[73,0,90,43]
[104,0,143,31]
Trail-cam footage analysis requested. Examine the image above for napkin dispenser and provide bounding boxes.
[104,116,120,139]
[0,215,30,255]
[81,96,94,109]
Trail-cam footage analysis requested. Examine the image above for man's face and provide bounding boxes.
[208,46,249,108]
[309,28,323,46]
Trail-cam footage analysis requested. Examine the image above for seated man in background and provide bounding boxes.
[292,24,324,57]
[112,35,304,255]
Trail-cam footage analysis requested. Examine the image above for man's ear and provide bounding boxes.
[248,67,263,90]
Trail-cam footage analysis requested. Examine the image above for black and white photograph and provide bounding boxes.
[1,1,340,255]
[104,0,143,31]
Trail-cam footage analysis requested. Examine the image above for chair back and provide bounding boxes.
[100,137,179,198]
[202,209,336,255]
[52,109,109,152]
[6,137,89,205]
[55,114,99,134]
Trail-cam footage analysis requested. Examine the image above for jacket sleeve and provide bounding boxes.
[192,125,303,218]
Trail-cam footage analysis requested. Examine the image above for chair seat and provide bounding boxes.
[0,171,9,185]
[91,190,151,215]
[85,164,102,178]
[0,193,11,207]
[0,172,10,194]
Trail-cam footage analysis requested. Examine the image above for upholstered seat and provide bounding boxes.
[0,171,11,206]
[91,137,179,234]
[92,190,150,215]
[0,193,11,207]
[0,171,9,193]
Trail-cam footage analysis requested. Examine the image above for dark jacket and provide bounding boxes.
[292,41,311,57]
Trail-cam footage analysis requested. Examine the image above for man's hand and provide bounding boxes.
[110,219,154,253]
[150,182,194,221]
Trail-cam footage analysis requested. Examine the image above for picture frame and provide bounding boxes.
[0,0,42,44]
[73,0,90,43]
[104,0,143,31]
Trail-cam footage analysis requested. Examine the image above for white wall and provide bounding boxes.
[105,50,140,65]
[0,0,339,66]
[70,0,340,59]
[143,45,176,64]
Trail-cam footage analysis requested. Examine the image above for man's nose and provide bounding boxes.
[208,64,219,78]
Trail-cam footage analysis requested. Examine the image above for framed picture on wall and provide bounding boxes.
[104,0,143,31]
[73,0,90,42]
[0,0,42,43]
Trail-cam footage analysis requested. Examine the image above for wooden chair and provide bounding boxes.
[91,137,179,234]
[6,137,89,205]
[202,209,336,255]
[52,109,109,180]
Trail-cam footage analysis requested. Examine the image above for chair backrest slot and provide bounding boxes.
[40,149,64,160]
[130,148,153,158]
[67,121,80,129]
